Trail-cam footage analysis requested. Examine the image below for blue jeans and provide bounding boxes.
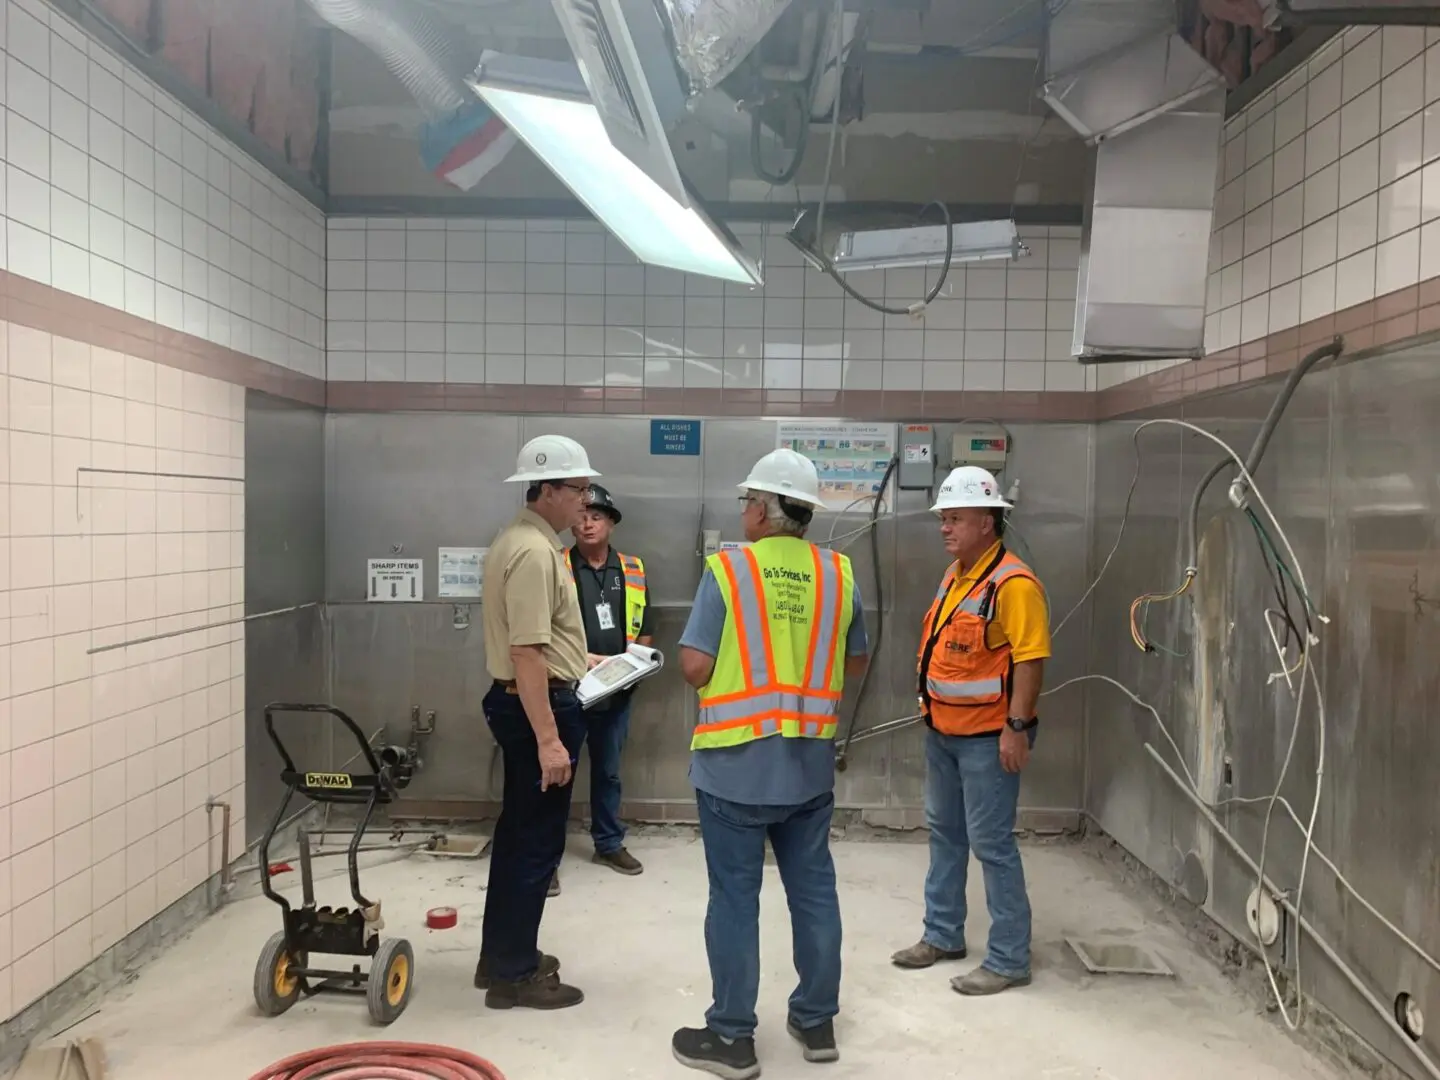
[584,699,630,855]
[922,726,1036,979]
[695,789,842,1041]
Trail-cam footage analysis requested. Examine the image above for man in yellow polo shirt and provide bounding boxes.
[891,465,1050,997]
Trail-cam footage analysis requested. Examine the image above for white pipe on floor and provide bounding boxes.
[1145,743,1440,1080]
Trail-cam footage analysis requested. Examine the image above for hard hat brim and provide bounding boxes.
[505,468,602,483]
[929,494,1013,512]
[739,479,827,509]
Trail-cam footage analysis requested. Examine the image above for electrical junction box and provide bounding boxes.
[951,424,1010,471]
[897,424,936,490]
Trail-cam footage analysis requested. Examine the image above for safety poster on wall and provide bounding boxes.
[438,547,486,599]
[775,422,896,512]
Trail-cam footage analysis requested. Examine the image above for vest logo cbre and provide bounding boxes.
[762,566,812,584]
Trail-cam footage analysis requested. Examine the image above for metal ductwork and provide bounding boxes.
[657,0,798,94]
[1041,0,1227,362]
[1266,0,1440,24]
[305,0,475,119]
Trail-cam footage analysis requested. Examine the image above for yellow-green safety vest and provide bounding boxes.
[562,548,649,642]
[691,536,854,752]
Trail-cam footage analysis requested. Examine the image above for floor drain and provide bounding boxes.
[1066,938,1175,977]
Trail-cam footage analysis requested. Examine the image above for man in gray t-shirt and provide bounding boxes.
[670,449,870,1080]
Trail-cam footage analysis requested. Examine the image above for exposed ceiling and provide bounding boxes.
[323,0,1093,211]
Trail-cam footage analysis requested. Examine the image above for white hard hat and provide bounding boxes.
[738,448,824,509]
[505,434,600,483]
[930,465,1011,511]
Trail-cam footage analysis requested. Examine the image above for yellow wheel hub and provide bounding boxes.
[385,952,410,1006]
[273,951,299,997]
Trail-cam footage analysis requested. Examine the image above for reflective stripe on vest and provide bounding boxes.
[561,548,648,643]
[918,553,1038,736]
[691,537,853,751]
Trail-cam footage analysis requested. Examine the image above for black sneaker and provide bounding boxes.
[787,1017,839,1063]
[671,1026,760,1080]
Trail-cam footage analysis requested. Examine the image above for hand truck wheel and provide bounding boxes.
[254,930,306,1017]
[367,937,415,1024]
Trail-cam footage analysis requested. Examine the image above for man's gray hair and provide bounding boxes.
[751,489,809,537]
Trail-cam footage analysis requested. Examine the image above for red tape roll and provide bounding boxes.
[426,906,458,930]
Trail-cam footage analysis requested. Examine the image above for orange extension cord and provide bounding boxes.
[247,1042,507,1080]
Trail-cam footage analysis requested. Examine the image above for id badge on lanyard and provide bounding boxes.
[596,601,616,630]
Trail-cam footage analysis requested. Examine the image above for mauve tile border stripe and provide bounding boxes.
[0,270,326,408]
[4,269,1436,421]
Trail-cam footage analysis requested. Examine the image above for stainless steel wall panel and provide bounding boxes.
[244,393,327,843]
[320,413,1093,815]
[1085,342,1440,1078]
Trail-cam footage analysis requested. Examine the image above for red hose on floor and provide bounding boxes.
[247,1042,506,1080]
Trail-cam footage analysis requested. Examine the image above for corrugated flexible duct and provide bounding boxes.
[304,0,473,119]
[656,0,798,93]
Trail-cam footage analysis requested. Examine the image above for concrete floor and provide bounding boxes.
[58,834,1348,1080]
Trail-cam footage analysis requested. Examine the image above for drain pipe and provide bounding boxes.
[205,797,234,912]
[1144,743,1440,1080]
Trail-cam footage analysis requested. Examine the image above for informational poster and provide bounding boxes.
[438,547,486,598]
[775,422,896,512]
[367,559,423,601]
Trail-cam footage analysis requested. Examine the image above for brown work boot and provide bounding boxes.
[593,847,643,875]
[474,952,560,989]
[484,971,584,1010]
[891,941,967,969]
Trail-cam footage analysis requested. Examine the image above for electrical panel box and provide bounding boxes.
[951,424,1010,470]
[897,424,936,489]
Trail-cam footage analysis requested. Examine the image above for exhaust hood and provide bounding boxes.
[1268,0,1440,23]
[1042,0,1227,363]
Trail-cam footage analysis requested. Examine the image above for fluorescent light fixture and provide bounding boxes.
[823,219,1029,273]
[467,53,762,286]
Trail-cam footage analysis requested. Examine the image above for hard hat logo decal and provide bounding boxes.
[536,452,547,465]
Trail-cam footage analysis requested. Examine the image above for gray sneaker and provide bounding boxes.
[890,941,967,969]
[548,872,561,897]
[951,967,1031,995]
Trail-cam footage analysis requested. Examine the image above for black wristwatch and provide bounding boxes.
[1005,716,1038,732]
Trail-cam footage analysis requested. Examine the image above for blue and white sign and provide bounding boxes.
[650,419,702,456]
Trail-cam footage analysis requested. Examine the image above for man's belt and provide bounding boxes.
[495,678,578,694]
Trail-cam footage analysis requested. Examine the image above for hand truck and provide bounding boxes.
[252,703,416,1024]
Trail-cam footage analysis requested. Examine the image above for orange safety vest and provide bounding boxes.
[917,546,1038,737]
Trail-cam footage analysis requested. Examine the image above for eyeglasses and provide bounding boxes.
[561,482,593,501]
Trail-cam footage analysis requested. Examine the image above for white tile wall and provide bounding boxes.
[1101,25,1440,390]
[0,0,260,1024]
[0,322,248,1023]
[325,218,1097,394]
[0,0,326,378]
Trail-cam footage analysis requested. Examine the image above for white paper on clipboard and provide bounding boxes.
[578,643,664,709]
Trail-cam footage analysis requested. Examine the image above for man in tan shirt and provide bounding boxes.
[474,434,597,1011]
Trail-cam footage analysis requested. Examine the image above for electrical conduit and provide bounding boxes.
[248,1042,507,1080]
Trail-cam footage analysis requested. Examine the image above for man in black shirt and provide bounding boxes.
[556,483,653,890]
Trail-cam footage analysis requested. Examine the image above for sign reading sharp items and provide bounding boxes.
[367,559,424,602]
